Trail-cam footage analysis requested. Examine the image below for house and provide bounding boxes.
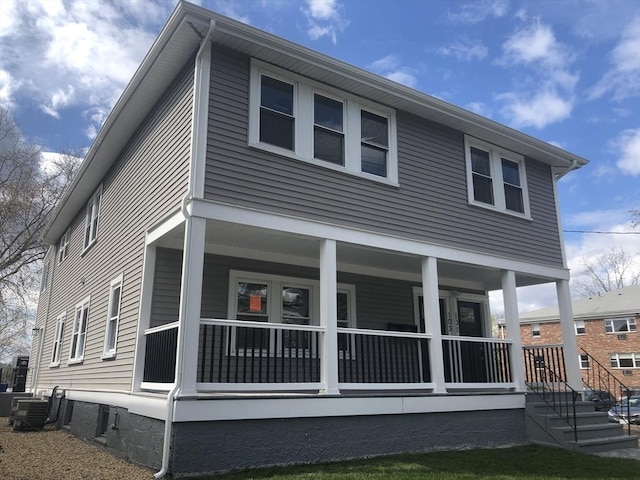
[519,285,640,397]
[28,2,592,477]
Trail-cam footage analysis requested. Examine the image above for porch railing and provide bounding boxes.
[442,336,513,385]
[522,345,567,386]
[143,322,178,383]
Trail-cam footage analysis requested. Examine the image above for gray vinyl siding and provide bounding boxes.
[204,46,563,267]
[33,62,194,392]
[152,248,417,330]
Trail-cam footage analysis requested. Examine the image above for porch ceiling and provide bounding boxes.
[153,219,548,291]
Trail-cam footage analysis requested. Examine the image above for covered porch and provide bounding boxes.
[133,206,579,398]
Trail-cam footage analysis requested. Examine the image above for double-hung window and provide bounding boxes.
[83,185,102,251]
[40,262,49,293]
[531,323,541,337]
[578,354,590,369]
[605,317,636,333]
[58,229,70,263]
[465,136,530,218]
[69,297,90,363]
[610,353,640,369]
[102,275,123,359]
[50,312,65,367]
[575,320,586,335]
[250,60,398,184]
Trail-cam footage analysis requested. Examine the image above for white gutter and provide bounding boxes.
[154,18,216,480]
[555,159,578,180]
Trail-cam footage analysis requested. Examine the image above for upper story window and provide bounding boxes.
[39,262,49,293]
[58,229,70,263]
[464,136,531,219]
[578,354,590,369]
[103,275,123,359]
[610,353,640,369]
[249,60,398,185]
[605,317,636,334]
[531,323,540,337]
[575,320,586,335]
[50,312,65,367]
[83,185,102,251]
[69,296,90,364]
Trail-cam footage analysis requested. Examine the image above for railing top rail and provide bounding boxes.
[200,318,325,332]
[443,335,513,344]
[337,327,431,339]
[144,321,179,335]
[580,347,633,394]
[523,344,564,349]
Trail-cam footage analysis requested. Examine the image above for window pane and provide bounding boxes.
[260,110,294,150]
[361,111,388,147]
[472,174,494,205]
[337,292,348,325]
[237,282,268,315]
[619,356,634,368]
[314,128,344,165]
[282,287,310,320]
[504,184,524,213]
[501,158,521,186]
[110,286,121,318]
[261,76,293,115]
[314,95,342,131]
[361,144,387,177]
[470,147,491,176]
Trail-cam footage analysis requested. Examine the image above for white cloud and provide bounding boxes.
[437,40,488,61]
[465,102,492,118]
[384,71,418,88]
[368,54,399,72]
[497,90,573,129]
[0,69,19,107]
[302,0,349,44]
[499,20,571,68]
[0,0,174,138]
[368,54,418,89]
[589,16,640,101]
[446,0,509,25]
[611,128,640,177]
[214,0,252,24]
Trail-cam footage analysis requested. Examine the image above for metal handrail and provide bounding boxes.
[580,348,632,435]
[523,348,579,443]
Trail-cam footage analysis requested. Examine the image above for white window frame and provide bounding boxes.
[575,320,586,335]
[578,353,589,369]
[39,262,49,293]
[531,323,541,337]
[249,60,398,185]
[610,353,640,369]
[69,296,90,364]
[605,317,637,334]
[464,136,531,219]
[58,228,70,263]
[50,312,66,367]
[83,185,102,252]
[227,270,356,355]
[102,274,123,359]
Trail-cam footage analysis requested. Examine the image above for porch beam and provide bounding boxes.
[556,279,582,390]
[320,239,340,395]
[422,256,446,393]
[501,270,525,392]
[176,216,206,396]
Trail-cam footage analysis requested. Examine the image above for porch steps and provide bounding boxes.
[525,395,638,453]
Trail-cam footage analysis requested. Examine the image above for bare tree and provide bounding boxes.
[573,247,640,297]
[631,208,640,228]
[0,105,80,362]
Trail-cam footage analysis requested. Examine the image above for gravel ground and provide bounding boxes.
[0,418,154,480]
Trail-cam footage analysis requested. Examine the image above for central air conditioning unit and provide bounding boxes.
[12,399,50,431]
[8,396,34,425]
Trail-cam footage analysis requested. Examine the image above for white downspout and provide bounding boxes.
[154,18,216,480]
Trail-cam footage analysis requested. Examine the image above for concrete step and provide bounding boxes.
[568,434,639,453]
[552,422,628,442]
[534,411,609,428]
[526,401,598,415]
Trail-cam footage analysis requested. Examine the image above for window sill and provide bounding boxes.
[248,142,400,188]
[81,239,98,257]
[468,200,532,221]
[49,363,60,368]
[101,353,116,361]
[67,358,84,366]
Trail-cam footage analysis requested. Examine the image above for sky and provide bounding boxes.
[0,0,639,314]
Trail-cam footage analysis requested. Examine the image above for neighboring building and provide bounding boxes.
[519,285,640,394]
[28,2,590,476]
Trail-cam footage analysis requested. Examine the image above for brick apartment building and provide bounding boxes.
[518,285,640,394]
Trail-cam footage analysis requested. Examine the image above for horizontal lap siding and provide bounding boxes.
[204,46,563,267]
[34,63,194,392]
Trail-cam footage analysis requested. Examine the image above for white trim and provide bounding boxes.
[50,312,66,367]
[320,238,339,394]
[102,274,124,359]
[172,392,525,422]
[196,382,324,392]
[145,211,185,245]
[464,136,531,219]
[58,228,70,263]
[82,184,102,252]
[556,279,581,390]
[502,270,525,391]
[68,296,90,363]
[60,389,168,420]
[190,199,570,281]
[132,243,156,391]
[249,59,399,186]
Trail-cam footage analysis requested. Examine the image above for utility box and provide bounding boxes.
[10,356,29,393]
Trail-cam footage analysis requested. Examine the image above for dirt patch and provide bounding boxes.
[0,418,154,480]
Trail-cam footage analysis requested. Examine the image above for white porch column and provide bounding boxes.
[556,279,582,390]
[320,239,339,395]
[176,215,206,396]
[422,257,446,393]
[501,270,525,392]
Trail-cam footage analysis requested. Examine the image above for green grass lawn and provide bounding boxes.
[197,445,639,479]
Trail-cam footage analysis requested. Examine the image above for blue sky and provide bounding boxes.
[1,0,638,312]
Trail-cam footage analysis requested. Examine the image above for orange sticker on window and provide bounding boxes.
[249,295,262,312]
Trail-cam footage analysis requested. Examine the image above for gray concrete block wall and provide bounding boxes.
[170,409,527,477]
